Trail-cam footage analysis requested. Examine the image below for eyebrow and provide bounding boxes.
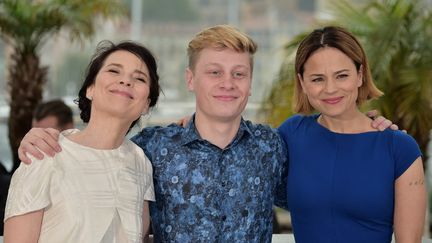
[204,63,249,69]
[335,69,350,74]
[106,63,149,77]
[309,69,350,77]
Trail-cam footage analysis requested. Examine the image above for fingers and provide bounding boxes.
[372,116,394,131]
[366,109,379,119]
[18,128,61,164]
[390,124,399,131]
[44,128,61,147]
[181,116,191,127]
[378,120,393,131]
[18,138,45,163]
[175,116,191,128]
[371,116,385,129]
[175,118,185,126]
[18,145,34,164]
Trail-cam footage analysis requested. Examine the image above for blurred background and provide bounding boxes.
[0,0,431,235]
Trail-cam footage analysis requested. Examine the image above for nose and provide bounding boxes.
[220,75,235,90]
[119,79,132,87]
[324,78,337,93]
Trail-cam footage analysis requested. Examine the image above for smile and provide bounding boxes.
[214,95,237,101]
[110,90,134,99]
[322,97,343,104]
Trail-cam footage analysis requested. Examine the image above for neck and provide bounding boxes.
[68,114,131,149]
[318,109,376,134]
[194,112,241,149]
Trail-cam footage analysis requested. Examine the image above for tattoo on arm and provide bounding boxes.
[409,179,424,186]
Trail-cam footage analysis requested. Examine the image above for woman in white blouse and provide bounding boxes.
[4,40,160,243]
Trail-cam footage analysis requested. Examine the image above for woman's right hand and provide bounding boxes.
[18,128,62,164]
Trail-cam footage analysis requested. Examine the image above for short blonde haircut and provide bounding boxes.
[294,26,383,114]
[187,25,257,70]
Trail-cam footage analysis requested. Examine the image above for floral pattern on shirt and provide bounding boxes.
[131,116,288,243]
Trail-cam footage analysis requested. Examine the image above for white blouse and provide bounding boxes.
[5,129,154,243]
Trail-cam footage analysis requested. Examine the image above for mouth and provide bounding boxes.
[110,90,134,99]
[214,95,237,101]
[322,96,343,104]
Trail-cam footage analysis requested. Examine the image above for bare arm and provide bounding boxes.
[18,128,62,164]
[4,210,44,243]
[394,157,426,243]
[142,201,152,243]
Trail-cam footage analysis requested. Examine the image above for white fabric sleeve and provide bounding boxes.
[142,156,155,202]
[4,155,54,221]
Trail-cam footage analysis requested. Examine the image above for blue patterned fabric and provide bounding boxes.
[131,116,288,243]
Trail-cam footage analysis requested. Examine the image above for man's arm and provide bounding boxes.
[4,210,44,243]
[273,131,289,210]
[274,156,289,210]
[18,128,61,164]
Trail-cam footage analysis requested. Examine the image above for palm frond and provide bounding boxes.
[265,0,432,158]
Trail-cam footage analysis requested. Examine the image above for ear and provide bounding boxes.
[185,68,194,91]
[357,65,363,87]
[86,85,94,100]
[297,73,306,93]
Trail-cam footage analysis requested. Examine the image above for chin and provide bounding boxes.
[214,112,242,122]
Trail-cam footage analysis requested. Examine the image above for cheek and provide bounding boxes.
[344,81,361,95]
[239,80,252,94]
[137,85,151,100]
[302,83,321,98]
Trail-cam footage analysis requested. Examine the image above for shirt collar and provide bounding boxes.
[180,114,253,147]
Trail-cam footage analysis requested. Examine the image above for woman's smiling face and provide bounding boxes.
[86,50,151,121]
[299,47,363,119]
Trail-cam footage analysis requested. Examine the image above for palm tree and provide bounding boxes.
[0,0,126,172]
[262,0,432,160]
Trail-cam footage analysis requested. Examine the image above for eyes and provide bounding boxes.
[206,69,248,79]
[311,73,349,83]
[107,68,148,83]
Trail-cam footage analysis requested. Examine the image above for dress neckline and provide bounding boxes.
[311,114,384,136]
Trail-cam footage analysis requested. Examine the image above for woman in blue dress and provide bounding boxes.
[278,26,426,243]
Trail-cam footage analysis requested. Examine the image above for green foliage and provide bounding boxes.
[0,0,125,52]
[259,33,308,127]
[263,0,432,157]
[0,0,126,169]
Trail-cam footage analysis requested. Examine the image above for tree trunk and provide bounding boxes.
[7,47,47,173]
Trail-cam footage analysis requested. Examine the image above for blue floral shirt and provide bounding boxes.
[131,116,288,243]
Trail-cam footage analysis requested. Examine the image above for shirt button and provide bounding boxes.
[221,182,226,187]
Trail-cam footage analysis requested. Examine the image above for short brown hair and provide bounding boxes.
[76,40,160,131]
[187,25,257,70]
[33,99,73,129]
[294,26,383,114]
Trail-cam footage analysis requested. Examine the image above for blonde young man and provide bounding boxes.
[132,25,289,242]
[18,25,394,242]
